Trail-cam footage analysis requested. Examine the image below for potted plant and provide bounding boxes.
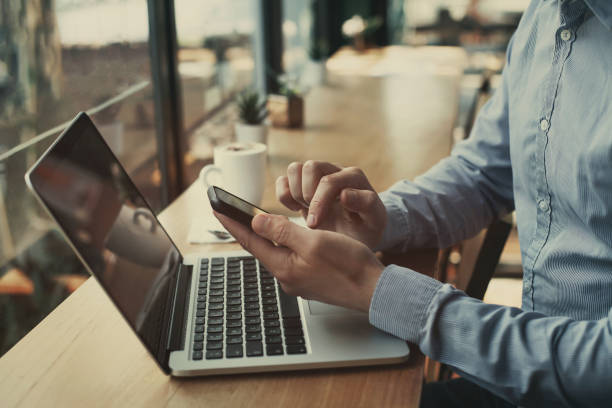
[267,74,304,128]
[235,88,268,143]
[307,39,328,86]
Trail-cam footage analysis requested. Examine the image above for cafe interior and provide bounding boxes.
[1,0,530,405]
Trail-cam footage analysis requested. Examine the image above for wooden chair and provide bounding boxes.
[426,214,513,382]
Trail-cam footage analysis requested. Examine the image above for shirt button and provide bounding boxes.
[560,29,572,41]
[538,200,549,212]
[539,118,549,131]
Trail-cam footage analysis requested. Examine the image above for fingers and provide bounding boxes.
[301,160,341,203]
[252,213,310,252]
[307,167,372,228]
[213,211,292,270]
[276,176,303,211]
[287,162,307,207]
[339,188,384,226]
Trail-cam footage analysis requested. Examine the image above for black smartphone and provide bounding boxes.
[207,185,268,228]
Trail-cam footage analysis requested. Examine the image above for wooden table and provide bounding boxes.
[0,50,461,407]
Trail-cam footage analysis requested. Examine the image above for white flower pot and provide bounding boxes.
[307,60,327,86]
[235,123,268,144]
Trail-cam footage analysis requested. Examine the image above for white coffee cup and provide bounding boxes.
[199,142,267,205]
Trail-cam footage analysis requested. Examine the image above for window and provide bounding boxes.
[174,0,257,184]
[0,0,161,356]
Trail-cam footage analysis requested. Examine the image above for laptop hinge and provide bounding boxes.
[166,263,192,352]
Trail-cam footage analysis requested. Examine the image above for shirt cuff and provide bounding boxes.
[374,193,411,252]
[369,264,443,343]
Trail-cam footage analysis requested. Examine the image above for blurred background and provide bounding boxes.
[0,0,528,357]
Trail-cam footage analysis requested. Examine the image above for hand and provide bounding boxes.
[276,161,387,250]
[214,211,384,312]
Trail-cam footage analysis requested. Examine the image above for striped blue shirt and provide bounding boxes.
[369,1,612,406]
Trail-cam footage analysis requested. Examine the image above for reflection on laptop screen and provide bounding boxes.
[28,114,180,361]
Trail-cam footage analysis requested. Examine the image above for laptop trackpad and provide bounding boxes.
[307,300,362,316]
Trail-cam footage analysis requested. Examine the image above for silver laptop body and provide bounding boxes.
[25,112,409,376]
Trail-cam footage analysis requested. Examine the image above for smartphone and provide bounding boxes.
[207,185,268,228]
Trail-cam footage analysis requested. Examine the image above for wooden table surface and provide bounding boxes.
[0,49,461,407]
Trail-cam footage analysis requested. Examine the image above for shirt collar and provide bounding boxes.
[583,0,612,30]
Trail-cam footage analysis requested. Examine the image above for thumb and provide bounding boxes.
[340,188,382,224]
[252,214,308,250]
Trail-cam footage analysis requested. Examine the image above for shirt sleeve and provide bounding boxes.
[376,37,516,252]
[369,265,612,407]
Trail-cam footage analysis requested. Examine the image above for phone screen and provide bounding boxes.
[214,187,267,218]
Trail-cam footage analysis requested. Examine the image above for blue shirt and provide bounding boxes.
[369,1,612,406]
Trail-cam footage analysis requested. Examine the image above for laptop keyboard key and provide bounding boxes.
[283,318,302,328]
[193,342,204,350]
[227,344,243,358]
[265,336,282,344]
[194,324,204,333]
[226,312,242,320]
[246,341,263,357]
[227,327,242,336]
[206,341,223,350]
[194,333,204,341]
[245,310,260,317]
[193,351,204,360]
[284,336,305,345]
[245,317,261,325]
[284,327,303,336]
[266,344,283,356]
[264,320,280,328]
[265,327,281,336]
[226,320,242,328]
[207,333,223,342]
[209,303,223,310]
[208,310,223,318]
[208,325,223,333]
[286,345,307,354]
[246,333,262,341]
[263,305,278,313]
[206,350,223,359]
[278,287,300,318]
[196,317,205,324]
[227,305,242,312]
[263,312,279,320]
[226,336,243,345]
[246,325,261,333]
[208,317,223,325]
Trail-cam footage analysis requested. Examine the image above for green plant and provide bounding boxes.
[277,74,302,98]
[308,38,329,61]
[236,88,267,125]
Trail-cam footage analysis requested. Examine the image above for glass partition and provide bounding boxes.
[0,0,161,356]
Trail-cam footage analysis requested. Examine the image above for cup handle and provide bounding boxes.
[133,208,156,233]
[200,164,222,189]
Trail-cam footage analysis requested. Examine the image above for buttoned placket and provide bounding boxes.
[522,1,585,311]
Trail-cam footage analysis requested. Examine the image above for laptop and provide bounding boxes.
[25,112,409,376]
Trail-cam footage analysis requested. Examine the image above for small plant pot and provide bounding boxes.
[235,122,268,144]
[267,95,304,128]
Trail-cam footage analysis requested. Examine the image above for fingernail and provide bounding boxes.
[307,214,316,227]
[253,214,269,231]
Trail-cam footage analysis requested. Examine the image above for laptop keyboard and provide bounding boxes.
[191,256,307,360]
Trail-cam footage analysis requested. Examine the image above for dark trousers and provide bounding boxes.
[420,378,516,408]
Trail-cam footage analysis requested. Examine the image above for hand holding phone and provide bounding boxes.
[207,186,268,228]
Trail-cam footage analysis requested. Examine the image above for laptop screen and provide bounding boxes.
[27,113,180,369]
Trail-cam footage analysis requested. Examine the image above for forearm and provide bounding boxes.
[369,265,612,407]
[378,154,513,251]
